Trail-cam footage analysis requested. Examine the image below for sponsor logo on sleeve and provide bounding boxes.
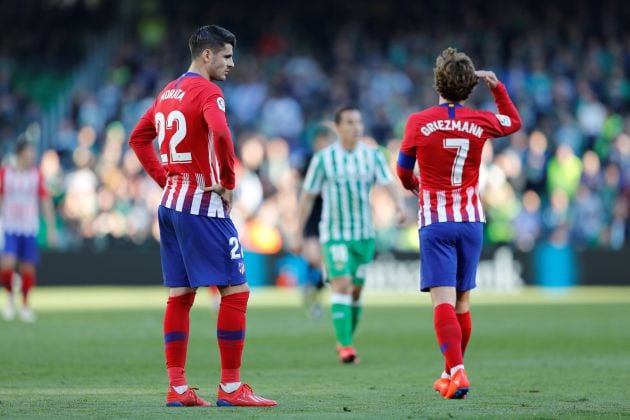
[217,97,226,112]
[495,114,511,127]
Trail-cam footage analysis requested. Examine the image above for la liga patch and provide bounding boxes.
[217,97,226,112]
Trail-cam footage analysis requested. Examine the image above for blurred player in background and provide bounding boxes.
[300,124,335,318]
[0,139,56,322]
[396,48,522,399]
[294,106,405,364]
[129,25,276,408]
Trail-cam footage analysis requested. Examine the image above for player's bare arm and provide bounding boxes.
[383,182,407,225]
[292,191,317,254]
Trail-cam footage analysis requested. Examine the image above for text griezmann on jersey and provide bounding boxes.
[420,120,484,138]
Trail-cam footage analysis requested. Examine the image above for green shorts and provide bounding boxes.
[321,239,376,285]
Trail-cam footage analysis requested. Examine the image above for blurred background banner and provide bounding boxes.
[2,0,630,288]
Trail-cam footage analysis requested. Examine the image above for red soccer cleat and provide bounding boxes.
[444,369,470,399]
[216,383,277,407]
[433,377,450,397]
[337,345,358,364]
[165,386,212,407]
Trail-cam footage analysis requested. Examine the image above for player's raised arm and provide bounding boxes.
[396,116,420,196]
[129,105,167,188]
[475,70,522,137]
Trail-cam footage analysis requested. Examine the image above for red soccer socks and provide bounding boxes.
[1,269,12,292]
[164,292,196,387]
[434,303,464,373]
[217,291,249,384]
[457,311,472,356]
[20,269,36,306]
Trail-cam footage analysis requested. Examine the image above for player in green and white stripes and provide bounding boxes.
[294,106,405,364]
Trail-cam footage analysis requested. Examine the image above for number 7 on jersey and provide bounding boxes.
[443,138,469,186]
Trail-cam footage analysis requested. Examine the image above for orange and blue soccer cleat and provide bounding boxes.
[433,377,450,397]
[216,383,277,407]
[165,386,212,407]
[444,369,470,399]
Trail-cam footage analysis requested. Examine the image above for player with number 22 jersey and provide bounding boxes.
[129,25,275,408]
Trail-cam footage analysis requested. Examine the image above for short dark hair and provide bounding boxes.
[15,137,33,156]
[433,47,479,102]
[188,25,236,59]
[334,105,361,124]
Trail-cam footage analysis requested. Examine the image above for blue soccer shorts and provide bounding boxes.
[3,233,39,264]
[158,206,247,288]
[418,222,483,292]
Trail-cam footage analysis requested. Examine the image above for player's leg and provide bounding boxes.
[322,241,356,362]
[158,206,210,407]
[420,223,466,398]
[302,237,324,318]
[16,235,39,322]
[349,239,375,337]
[18,262,37,322]
[1,256,16,321]
[441,223,483,399]
[178,213,275,407]
[1,233,19,321]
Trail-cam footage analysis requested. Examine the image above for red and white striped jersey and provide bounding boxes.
[397,82,521,228]
[129,72,236,218]
[0,166,47,235]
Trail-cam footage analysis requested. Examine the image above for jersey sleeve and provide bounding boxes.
[303,152,325,194]
[374,148,394,185]
[128,103,167,188]
[396,115,420,191]
[202,88,236,190]
[479,82,522,139]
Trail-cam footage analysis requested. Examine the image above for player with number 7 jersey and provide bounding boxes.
[396,48,521,400]
[129,25,276,408]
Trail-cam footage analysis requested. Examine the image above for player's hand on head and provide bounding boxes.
[204,184,233,215]
[474,70,498,89]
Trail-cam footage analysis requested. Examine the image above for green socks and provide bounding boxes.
[331,293,353,346]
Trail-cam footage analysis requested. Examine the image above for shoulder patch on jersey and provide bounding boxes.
[217,97,226,112]
[495,113,512,127]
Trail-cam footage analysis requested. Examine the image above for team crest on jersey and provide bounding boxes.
[217,97,226,112]
[495,114,511,127]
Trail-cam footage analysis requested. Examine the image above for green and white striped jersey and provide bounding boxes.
[303,141,394,242]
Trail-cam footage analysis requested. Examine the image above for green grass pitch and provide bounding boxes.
[1,286,629,418]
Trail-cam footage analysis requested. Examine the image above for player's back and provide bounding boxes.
[152,73,228,217]
[402,103,518,227]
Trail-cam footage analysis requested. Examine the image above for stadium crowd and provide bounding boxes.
[1,0,630,253]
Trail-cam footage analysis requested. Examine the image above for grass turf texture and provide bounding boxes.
[0,287,629,419]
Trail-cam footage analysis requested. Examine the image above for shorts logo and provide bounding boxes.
[217,97,226,112]
[495,113,511,127]
[238,262,245,274]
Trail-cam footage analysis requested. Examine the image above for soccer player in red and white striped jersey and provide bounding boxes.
[129,25,275,408]
[396,48,521,399]
[1,139,56,322]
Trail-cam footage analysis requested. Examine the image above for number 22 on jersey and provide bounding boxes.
[155,110,191,164]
